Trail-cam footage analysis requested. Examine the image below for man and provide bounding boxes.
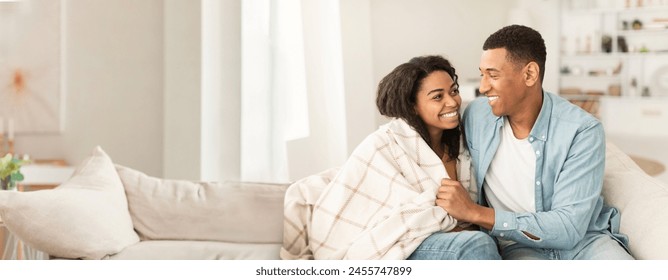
[437,25,633,260]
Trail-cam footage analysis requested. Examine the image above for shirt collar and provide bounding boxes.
[494,90,551,142]
[529,90,551,142]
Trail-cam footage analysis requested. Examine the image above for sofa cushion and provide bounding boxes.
[107,240,281,260]
[0,146,140,259]
[602,141,668,259]
[115,165,290,243]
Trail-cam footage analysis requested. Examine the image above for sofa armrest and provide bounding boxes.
[602,141,668,259]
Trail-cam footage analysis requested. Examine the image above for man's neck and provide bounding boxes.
[507,89,543,139]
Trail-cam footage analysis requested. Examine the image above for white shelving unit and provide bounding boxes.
[559,0,668,117]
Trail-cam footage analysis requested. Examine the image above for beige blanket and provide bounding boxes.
[281,118,476,260]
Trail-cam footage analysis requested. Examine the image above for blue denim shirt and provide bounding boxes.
[462,91,627,250]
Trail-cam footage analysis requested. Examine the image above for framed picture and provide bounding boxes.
[0,0,63,134]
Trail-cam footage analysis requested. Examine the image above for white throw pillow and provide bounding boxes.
[602,141,668,260]
[115,164,289,244]
[0,146,139,259]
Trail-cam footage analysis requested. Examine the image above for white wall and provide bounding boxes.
[509,0,560,94]
[216,0,242,182]
[163,0,241,181]
[16,0,240,182]
[11,0,561,182]
[340,0,377,155]
[286,0,350,181]
[163,0,201,180]
[15,0,164,177]
[201,0,241,182]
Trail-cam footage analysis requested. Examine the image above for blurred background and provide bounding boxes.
[0,0,665,184]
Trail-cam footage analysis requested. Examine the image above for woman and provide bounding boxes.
[281,55,500,260]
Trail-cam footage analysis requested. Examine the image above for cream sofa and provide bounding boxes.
[108,165,290,260]
[1,142,667,259]
[0,147,289,260]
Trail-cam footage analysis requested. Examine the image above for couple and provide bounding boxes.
[281,25,633,260]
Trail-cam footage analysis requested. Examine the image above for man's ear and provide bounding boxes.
[524,62,539,87]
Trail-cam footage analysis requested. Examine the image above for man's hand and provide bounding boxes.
[437,178,495,230]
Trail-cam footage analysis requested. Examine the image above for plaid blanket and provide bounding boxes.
[281,118,476,260]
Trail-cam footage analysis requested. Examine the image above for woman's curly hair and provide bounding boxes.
[376,55,460,161]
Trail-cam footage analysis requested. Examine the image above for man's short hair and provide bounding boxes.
[483,25,547,82]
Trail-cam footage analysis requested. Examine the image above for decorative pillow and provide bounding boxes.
[602,141,668,260]
[115,164,290,244]
[0,146,139,259]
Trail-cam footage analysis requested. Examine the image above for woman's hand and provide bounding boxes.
[436,178,495,230]
[436,178,477,222]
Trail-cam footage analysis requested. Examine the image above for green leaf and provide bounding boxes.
[10,172,24,182]
[0,154,29,182]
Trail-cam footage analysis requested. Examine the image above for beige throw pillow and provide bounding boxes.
[115,165,289,244]
[602,141,668,260]
[0,146,139,259]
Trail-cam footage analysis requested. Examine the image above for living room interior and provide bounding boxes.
[1,0,667,260]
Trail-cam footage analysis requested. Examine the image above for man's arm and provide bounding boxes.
[442,119,606,250]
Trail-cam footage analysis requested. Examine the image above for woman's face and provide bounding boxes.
[414,70,461,136]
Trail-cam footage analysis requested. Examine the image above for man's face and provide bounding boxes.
[478,48,528,117]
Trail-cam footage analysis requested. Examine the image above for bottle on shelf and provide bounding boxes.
[642,86,651,97]
[629,77,638,96]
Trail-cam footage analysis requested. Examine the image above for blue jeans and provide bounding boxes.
[501,232,634,260]
[407,231,501,260]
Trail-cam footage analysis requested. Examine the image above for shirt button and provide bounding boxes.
[503,222,508,228]
[500,233,505,237]
[536,181,541,186]
[542,135,546,139]
[535,150,540,156]
[529,137,534,142]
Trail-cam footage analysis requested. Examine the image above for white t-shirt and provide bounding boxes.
[483,118,537,214]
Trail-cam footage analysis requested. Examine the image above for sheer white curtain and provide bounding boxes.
[241,0,347,183]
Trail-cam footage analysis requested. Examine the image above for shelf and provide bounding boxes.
[562,8,616,15]
[560,3,668,106]
[561,94,611,99]
[564,5,668,15]
[561,75,621,81]
[618,29,668,36]
[561,94,603,118]
[617,5,668,14]
[561,53,623,59]
[562,52,668,59]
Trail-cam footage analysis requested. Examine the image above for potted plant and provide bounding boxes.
[0,154,29,191]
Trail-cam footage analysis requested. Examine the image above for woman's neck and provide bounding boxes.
[429,129,457,178]
[429,128,442,150]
